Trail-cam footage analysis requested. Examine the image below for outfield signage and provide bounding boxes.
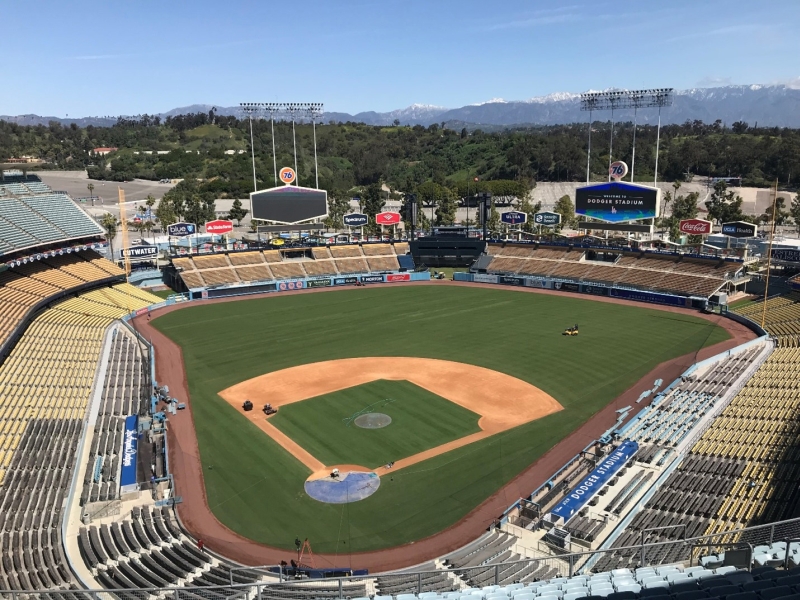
[554,281,580,292]
[499,276,523,286]
[376,211,401,226]
[361,275,384,283]
[120,244,158,259]
[550,440,638,521]
[610,288,691,307]
[334,276,359,285]
[277,280,305,291]
[205,219,234,235]
[120,415,139,492]
[524,278,549,289]
[583,285,609,296]
[575,181,659,223]
[534,211,561,227]
[721,221,757,238]
[474,274,498,284]
[307,279,332,288]
[679,218,712,235]
[385,273,410,282]
[343,213,368,227]
[167,222,197,237]
[501,211,527,225]
[772,248,800,262]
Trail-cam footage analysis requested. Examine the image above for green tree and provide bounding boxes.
[487,200,501,235]
[516,197,542,233]
[227,197,249,226]
[362,182,385,234]
[705,180,744,224]
[791,191,800,234]
[666,191,700,242]
[761,196,789,226]
[434,186,457,225]
[87,182,95,205]
[553,194,575,228]
[155,197,178,229]
[324,191,350,230]
[183,194,216,227]
[99,213,118,258]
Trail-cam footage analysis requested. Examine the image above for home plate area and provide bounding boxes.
[304,468,381,504]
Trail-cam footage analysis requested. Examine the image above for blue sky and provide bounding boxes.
[3,0,798,116]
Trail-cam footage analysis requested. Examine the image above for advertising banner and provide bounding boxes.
[251,186,328,224]
[121,245,158,259]
[499,276,523,286]
[343,213,368,227]
[376,212,402,226]
[553,281,580,292]
[721,221,757,238]
[610,288,690,307]
[679,218,712,235]
[205,220,234,235]
[524,279,549,289]
[361,275,384,284]
[501,211,527,225]
[277,280,305,291]
[583,284,609,296]
[575,181,659,223]
[534,211,562,226]
[120,416,139,492]
[772,248,800,262]
[167,222,197,237]
[334,276,359,285]
[550,441,638,521]
[306,279,332,288]
[474,274,499,284]
[385,273,411,282]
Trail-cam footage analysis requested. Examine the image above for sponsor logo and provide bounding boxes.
[554,281,580,292]
[609,160,629,180]
[772,249,800,262]
[375,211,401,226]
[307,279,332,288]
[679,219,712,235]
[121,245,158,259]
[334,277,359,285]
[278,280,305,291]
[721,221,757,238]
[501,211,527,225]
[474,274,498,284]
[122,428,137,468]
[386,273,410,282]
[500,276,523,286]
[534,211,561,226]
[167,222,196,237]
[343,213,368,227]
[361,275,384,283]
[279,166,296,184]
[584,285,608,296]
[205,220,234,235]
[135,307,149,316]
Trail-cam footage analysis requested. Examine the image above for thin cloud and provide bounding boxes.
[486,5,583,31]
[664,24,773,43]
[696,76,735,87]
[64,38,262,61]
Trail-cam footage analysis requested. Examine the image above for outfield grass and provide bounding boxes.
[153,285,729,553]
[269,379,481,468]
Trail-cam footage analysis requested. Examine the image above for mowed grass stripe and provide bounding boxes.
[153,285,729,552]
[269,380,482,468]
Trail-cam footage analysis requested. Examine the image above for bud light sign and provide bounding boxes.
[343,213,368,227]
[167,222,196,237]
[534,211,561,227]
[501,211,527,225]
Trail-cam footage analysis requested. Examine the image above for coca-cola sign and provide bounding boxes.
[679,218,712,235]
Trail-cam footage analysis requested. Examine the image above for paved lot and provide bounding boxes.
[37,171,175,205]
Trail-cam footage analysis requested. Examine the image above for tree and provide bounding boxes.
[553,195,575,229]
[705,180,744,224]
[516,197,542,233]
[99,213,118,258]
[324,191,350,230]
[362,182,385,234]
[666,191,700,242]
[87,182,95,206]
[791,192,800,234]
[487,201,501,236]
[227,197,249,226]
[761,196,789,226]
[183,194,216,227]
[155,197,178,229]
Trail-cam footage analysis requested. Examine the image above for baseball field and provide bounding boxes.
[151,285,729,554]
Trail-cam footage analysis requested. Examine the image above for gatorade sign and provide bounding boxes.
[279,167,296,185]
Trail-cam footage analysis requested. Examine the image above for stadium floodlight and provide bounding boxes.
[305,104,325,189]
[239,104,261,193]
[579,89,674,185]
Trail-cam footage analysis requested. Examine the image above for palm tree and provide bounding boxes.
[87,182,95,206]
[145,194,157,242]
[99,213,118,259]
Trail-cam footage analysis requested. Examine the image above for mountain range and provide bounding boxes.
[4,84,800,129]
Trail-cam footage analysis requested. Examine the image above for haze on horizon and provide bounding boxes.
[2,0,799,117]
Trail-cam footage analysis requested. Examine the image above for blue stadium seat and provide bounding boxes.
[726,592,759,600]
[759,586,794,600]
[639,589,670,598]
[743,581,775,592]
[673,590,709,600]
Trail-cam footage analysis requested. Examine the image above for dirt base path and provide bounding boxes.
[132,281,756,572]
[220,357,562,473]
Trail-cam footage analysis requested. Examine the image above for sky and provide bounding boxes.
[2,0,799,117]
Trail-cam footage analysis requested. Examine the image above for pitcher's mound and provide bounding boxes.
[354,412,392,429]
[305,470,380,504]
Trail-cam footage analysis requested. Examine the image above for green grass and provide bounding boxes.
[149,289,174,299]
[269,380,481,468]
[153,285,729,553]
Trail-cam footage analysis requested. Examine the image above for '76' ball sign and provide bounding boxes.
[279,167,296,185]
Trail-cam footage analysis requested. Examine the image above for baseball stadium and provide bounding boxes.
[2,169,800,600]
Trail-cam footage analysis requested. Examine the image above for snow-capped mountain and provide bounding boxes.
[3,84,800,128]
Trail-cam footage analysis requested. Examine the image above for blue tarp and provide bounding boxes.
[550,440,639,521]
[120,415,139,489]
